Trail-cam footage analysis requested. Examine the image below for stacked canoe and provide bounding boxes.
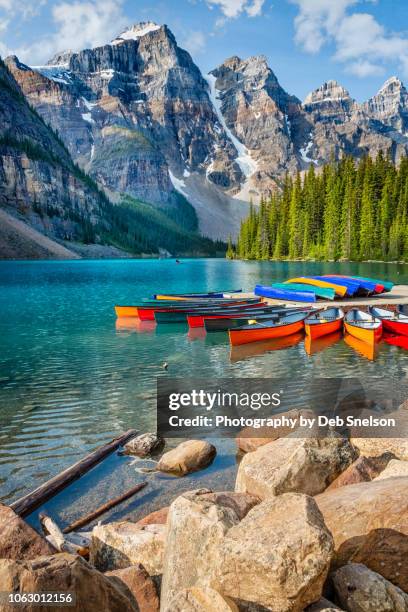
[255,275,393,303]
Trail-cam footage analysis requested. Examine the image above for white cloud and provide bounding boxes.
[13,0,128,64]
[182,30,207,55]
[291,0,408,77]
[206,0,265,20]
[346,59,385,77]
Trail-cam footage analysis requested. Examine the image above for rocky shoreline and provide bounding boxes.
[1,427,408,611]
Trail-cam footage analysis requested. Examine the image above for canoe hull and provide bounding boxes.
[305,318,343,340]
[153,289,242,299]
[255,285,316,303]
[229,319,305,346]
[344,321,382,344]
[115,306,139,317]
[272,283,335,300]
[382,319,408,337]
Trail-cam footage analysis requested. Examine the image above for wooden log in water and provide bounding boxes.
[11,430,138,518]
[63,481,148,534]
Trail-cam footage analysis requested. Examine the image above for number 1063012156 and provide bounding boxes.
[0,592,75,606]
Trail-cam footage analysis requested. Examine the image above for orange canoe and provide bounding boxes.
[344,309,382,344]
[305,307,344,340]
[228,312,308,346]
[304,330,343,356]
[230,331,304,362]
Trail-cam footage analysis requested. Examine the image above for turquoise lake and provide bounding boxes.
[0,258,408,528]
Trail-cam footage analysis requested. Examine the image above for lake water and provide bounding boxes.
[0,258,408,529]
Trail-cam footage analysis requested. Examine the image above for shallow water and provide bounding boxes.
[0,258,407,528]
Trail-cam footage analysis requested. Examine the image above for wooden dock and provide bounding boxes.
[227,284,408,309]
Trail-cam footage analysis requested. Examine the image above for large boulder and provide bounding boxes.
[315,477,408,590]
[157,440,216,475]
[90,522,165,575]
[374,458,408,480]
[235,436,358,499]
[325,453,394,490]
[210,493,334,612]
[0,553,138,611]
[124,433,165,457]
[351,437,408,460]
[0,504,55,560]
[106,564,160,612]
[160,489,257,610]
[332,563,408,612]
[165,587,238,612]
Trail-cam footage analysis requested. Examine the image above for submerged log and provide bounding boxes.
[11,430,138,518]
[63,481,148,534]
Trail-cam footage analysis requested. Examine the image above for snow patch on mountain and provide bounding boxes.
[169,170,188,197]
[300,135,318,164]
[31,65,72,85]
[205,73,258,191]
[112,22,161,45]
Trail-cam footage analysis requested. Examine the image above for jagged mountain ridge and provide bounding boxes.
[4,21,408,242]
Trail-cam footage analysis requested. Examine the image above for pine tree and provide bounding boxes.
[231,154,408,263]
[226,236,235,259]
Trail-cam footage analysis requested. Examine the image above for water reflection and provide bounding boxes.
[344,333,379,361]
[304,331,343,356]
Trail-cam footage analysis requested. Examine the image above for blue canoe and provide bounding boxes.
[255,284,317,303]
[323,275,376,295]
[309,276,360,297]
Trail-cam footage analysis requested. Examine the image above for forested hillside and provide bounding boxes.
[229,153,408,262]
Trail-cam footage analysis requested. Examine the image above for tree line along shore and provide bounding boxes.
[227,153,408,263]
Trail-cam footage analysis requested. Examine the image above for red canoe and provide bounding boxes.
[368,307,408,337]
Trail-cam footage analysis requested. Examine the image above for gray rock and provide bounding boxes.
[332,563,408,612]
[124,432,165,457]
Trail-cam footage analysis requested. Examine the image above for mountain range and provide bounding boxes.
[1,21,408,257]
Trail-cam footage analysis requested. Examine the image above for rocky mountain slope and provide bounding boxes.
[3,21,408,245]
[0,57,115,257]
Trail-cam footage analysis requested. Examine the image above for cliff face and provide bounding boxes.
[0,58,110,251]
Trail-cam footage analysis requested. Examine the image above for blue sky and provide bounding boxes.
[1,0,408,101]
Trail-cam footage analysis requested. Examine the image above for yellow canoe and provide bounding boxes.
[154,295,190,301]
[285,278,347,297]
[115,306,139,317]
